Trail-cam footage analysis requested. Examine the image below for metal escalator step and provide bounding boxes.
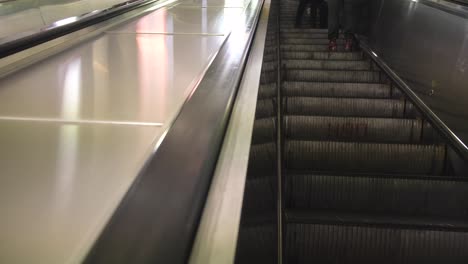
[286,174,468,218]
[283,51,363,60]
[262,61,277,72]
[252,117,276,144]
[236,220,277,264]
[248,142,276,173]
[260,69,276,84]
[283,59,371,71]
[284,116,437,143]
[285,69,381,83]
[282,38,345,45]
[284,97,416,118]
[286,220,468,263]
[281,33,329,39]
[280,28,328,33]
[255,99,276,119]
[284,141,446,175]
[282,44,345,52]
[242,176,276,214]
[283,82,402,98]
[258,83,277,99]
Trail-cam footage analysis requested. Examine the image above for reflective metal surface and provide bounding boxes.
[0,0,252,262]
[174,0,251,7]
[109,5,244,34]
[0,0,140,39]
[0,33,225,124]
[368,0,468,148]
[0,120,164,264]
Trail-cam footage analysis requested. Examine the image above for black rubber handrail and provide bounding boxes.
[359,39,468,162]
[85,0,265,263]
[0,0,158,58]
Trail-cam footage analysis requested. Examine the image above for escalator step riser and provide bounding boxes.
[282,44,346,52]
[252,117,276,144]
[284,97,416,118]
[282,38,344,45]
[284,116,435,143]
[283,82,403,99]
[284,60,371,71]
[236,223,277,264]
[248,142,276,173]
[285,141,446,175]
[281,28,328,33]
[283,51,363,60]
[286,174,468,217]
[281,33,329,39]
[262,61,277,72]
[258,83,277,99]
[285,69,381,83]
[260,70,277,84]
[255,99,276,119]
[286,223,468,263]
[242,176,277,214]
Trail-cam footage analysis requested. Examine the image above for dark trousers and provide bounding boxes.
[328,0,358,40]
[295,0,327,28]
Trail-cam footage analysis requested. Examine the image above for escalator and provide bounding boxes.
[236,0,468,263]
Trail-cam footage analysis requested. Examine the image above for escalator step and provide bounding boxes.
[284,116,437,143]
[248,142,276,173]
[286,222,468,264]
[285,69,381,83]
[280,28,328,33]
[284,141,446,175]
[283,59,371,71]
[236,221,277,264]
[281,32,330,39]
[260,70,277,84]
[255,99,276,119]
[262,61,277,72]
[252,117,276,144]
[282,38,344,45]
[286,174,468,218]
[242,176,276,214]
[284,97,416,118]
[258,83,277,99]
[283,82,403,98]
[282,44,338,52]
[283,51,363,60]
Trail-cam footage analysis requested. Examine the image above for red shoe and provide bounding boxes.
[328,39,337,52]
[345,38,354,52]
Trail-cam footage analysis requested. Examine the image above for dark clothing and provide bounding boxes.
[295,0,327,28]
[328,0,358,40]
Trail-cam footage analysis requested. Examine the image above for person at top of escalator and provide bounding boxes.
[295,0,328,28]
[328,0,357,52]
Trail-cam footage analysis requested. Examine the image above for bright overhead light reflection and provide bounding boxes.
[51,16,79,27]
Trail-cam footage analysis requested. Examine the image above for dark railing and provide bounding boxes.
[0,0,158,58]
[359,39,468,162]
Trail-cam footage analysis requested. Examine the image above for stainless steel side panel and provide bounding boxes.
[0,0,249,262]
[368,0,468,145]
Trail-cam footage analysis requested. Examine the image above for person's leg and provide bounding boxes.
[343,0,358,50]
[319,0,328,29]
[328,0,342,51]
[327,0,341,40]
[295,0,308,27]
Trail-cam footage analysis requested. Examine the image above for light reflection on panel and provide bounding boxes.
[0,34,225,125]
[0,121,164,264]
[109,6,244,34]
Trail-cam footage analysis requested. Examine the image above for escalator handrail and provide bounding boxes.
[84,0,265,263]
[0,0,159,59]
[359,39,468,162]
